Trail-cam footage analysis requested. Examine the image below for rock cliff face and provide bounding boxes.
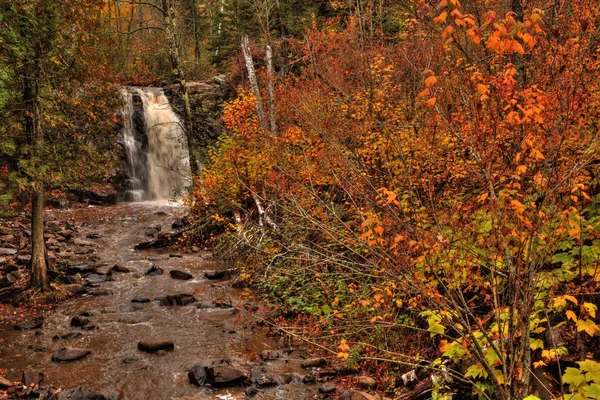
[164,75,234,167]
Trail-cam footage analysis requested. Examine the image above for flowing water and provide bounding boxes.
[0,203,316,399]
[120,88,191,201]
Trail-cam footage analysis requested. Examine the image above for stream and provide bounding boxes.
[0,202,316,399]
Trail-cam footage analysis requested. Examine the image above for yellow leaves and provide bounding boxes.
[566,310,578,323]
[338,339,350,359]
[530,338,544,350]
[577,319,600,336]
[583,303,597,319]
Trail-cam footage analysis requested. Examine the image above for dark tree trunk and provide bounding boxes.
[24,45,49,292]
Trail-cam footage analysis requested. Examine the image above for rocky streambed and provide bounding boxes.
[0,202,365,400]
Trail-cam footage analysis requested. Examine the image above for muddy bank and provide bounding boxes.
[0,203,373,400]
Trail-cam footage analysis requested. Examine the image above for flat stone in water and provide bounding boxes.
[137,340,174,353]
[57,386,117,400]
[131,297,151,303]
[51,347,91,362]
[53,332,83,341]
[14,316,44,330]
[169,270,193,280]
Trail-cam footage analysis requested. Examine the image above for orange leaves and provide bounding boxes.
[425,75,438,88]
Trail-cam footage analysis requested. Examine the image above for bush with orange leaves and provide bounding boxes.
[191,2,600,398]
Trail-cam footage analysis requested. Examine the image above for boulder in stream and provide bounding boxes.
[21,369,44,386]
[169,270,193,280]
[188,360,248,388]
[109,264,130,273]
[51,347,91,362]
[144,265,163,276]
[158,294,196,306]
[137,340,174,353]
[70,315,90,327]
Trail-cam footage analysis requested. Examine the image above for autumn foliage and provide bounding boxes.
[191,0,600,398]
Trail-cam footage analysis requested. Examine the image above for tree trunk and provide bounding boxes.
[241,35,268,131]
[265,44,277,134]
[24,45,49,292]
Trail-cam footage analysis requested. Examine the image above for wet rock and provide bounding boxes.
[65,264,96,275]
[57,386,117,400]
[0,375,13,388]
[319,382,337,394]
[169,270,193,280]
[188,361,247,388]
[0,256,8,266]
[131,297,151,303]
[144,265,163,276]
[6,270,21,283]
[249,370,278,387]
[137,340,174,353]
[51,347,91,362]
[171,218,185,229]
[302,375,316,384]
[158,294,196,306]
[357,376,377,389]
[339,390,380,400]
[245,386,259,397]
[16,255,31,265]
[70,315,90,327]
[15,316,44,330]
[335,365,360,375]
[301,358,327,368]
[22,369,44,386]
[84,273,109,286]
[109,264,130,273]
[0,247,17,255]
[52,332,83,341]
[86,288,112,296]
[145,228,159,237]
[154,211,168,216]
[86,233,102,239]
[191,245,200,253]
[169,253,183,258]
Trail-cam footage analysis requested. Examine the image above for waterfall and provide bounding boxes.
[119,87,191,201]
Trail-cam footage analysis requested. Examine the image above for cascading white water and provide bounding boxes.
[119,87,191,201]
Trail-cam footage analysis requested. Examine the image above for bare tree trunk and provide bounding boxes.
[24,46,48,291]
[241,35,268,131]
[214,0,225,58]
[265,44,277,134]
